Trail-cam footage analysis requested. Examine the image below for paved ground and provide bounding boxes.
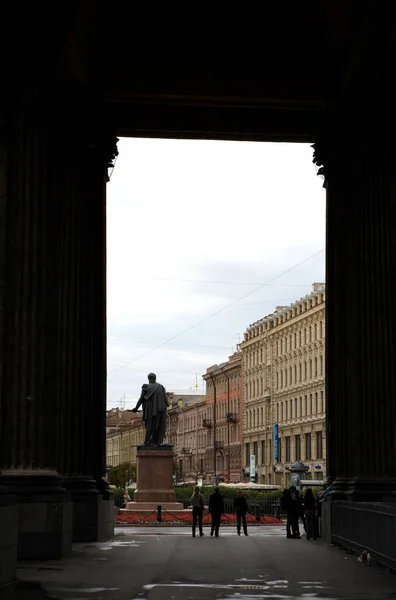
[15,526,396,600]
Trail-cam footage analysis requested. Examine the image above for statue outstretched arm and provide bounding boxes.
[132,389,145,412]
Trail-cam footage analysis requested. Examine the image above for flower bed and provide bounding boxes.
[115,512,282,525]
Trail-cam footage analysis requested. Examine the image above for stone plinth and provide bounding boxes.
[124,446,183,512]
[134,446,177,504]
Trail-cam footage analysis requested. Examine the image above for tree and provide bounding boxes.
[108,462,136,488]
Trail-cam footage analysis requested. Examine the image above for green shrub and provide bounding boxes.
[111,487,125,499]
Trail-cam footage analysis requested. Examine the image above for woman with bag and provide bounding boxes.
[191,485,205,537]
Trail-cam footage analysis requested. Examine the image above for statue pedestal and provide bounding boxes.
[124,446,183,513]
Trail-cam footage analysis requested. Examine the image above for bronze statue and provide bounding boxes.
[132,373,169,446]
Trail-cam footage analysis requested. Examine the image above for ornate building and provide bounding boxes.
[169,395,207,482]
[240,284,326,487]
[202,352,242,482]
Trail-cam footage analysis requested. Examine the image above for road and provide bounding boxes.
[15,526,396,600]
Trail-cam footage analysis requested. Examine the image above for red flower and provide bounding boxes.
[115,512,283,526]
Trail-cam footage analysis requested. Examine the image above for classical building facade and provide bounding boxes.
[106,409,145,469]
[240,284,326,487]
[168,395,207,482]
[202,352,242,482]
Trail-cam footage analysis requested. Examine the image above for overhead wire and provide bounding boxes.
[107,248,324,377]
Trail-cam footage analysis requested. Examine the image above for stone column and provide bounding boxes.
[54,114,118,541]
[0,129,18,592]
[313,125,396,499]
[0,84,72,559]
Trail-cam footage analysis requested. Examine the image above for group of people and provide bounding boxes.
[190,486,249,538]
[280,486,318,539]
[280,477,333,540]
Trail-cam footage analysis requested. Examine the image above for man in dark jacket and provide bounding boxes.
[234,490,249,536]
[209,487,224,537]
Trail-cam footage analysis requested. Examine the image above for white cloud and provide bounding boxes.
[106,139,325,408]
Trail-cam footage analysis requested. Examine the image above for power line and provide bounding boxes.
[107,248,324,377]
[127,277,316,286]
[107,295,301,324]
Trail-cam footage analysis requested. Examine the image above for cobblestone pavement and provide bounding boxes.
[14,526,396,600]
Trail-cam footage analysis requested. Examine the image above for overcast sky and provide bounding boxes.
[106,139,326,409]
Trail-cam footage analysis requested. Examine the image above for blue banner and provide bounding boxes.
[273,424,278,461]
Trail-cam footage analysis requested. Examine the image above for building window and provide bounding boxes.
[277,438,282,463]
[295,435,301,460]
[294,364,297,383]
[316,431,323,459]
[315,357,318,377]
[305,433,312,459]
[304,361,307,380]
[320,355,323,375]
[309,359,312,378]
[314,392,318,414]
[321,390,325,412]
[261,440,265,464]
[245,443,250,466]
[299,363,302,381]
[253,441,258,463]
[285,436,291,462]
[319,320,323,338]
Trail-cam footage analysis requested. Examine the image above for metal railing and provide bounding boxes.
[114,497,126,509]
[331,501,396,571]
[116,493,286,519]
[175,494,285,517]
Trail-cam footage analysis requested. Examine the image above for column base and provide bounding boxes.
[0,470,72,560]
[345,477,396,501]
[62,476,114,542]
[0,486,17,595]
[330,477,350,500]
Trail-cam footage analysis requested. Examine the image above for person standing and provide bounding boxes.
[288,486,301,538]
[123,488,131,508]
[209,486,224,537]
[234,490,249,536]
[303,488,317,540]
[191,486,204,537]
[280,488,293,538]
